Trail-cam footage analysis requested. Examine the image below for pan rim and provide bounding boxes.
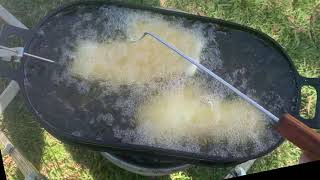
[19,0,303,165]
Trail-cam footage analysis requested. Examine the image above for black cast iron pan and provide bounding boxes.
[0,1,319,166]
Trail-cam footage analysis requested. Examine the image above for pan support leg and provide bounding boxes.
[224,159,256,179]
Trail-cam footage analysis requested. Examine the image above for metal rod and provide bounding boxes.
[0,45,55,63]
[23,52,55,63]
[0,45,17,53]
[136,32,279,123]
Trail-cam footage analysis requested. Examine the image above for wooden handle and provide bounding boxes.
[274,113,320,161]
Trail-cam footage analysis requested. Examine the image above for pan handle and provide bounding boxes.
[0,24,31,80]
[297,76,320,129]
[274,113,320,160]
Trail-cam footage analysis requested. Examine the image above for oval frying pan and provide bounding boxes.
[0,1,319,165]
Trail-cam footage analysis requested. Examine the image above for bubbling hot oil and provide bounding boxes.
[134,81,268,148]
[70,15,204,85]
[57,6,275,156]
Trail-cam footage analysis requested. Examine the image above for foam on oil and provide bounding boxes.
[70,12,204,85]
[113,77,269,154]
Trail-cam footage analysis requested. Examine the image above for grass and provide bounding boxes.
[0,0,319,179]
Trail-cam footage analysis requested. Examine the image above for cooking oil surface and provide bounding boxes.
[70,16,204,85]
[50,6,278,157]
[136,84,267,144]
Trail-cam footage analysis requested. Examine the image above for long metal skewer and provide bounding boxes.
[23,52,55,63]
[1,35,280,123]
[131,32,279,123]
[0,45,55,63]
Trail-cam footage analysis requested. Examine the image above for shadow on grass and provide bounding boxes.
[63,144,157,180]
[0,79,45,180]
[64,142,233,179]
[64,143,232,179]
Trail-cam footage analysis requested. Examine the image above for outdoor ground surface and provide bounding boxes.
[0,0,319,179]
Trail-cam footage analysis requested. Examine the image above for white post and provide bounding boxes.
[0,5,28,29]
[0,80,20,113]
[0,131,45,180]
